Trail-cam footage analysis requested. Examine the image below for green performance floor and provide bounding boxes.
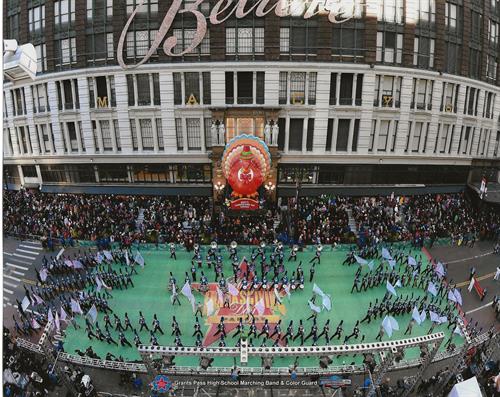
[62,244,464,368]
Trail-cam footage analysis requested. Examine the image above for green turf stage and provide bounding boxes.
[62,244,464,368]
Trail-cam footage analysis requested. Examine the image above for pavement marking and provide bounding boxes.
[4,275,21,282]
[21,279,37,285]
[4,288,14,295]
[4,252,13,256]
[6,263,28,271]
[8,257,32,265]
[16,248,40,255]
[20,244,43,251]
[456,271,497,287]
[3,281,18,288]
[13,253,36,260]
[10,270,25,276]
[20,241,42,247]
[444,251,494,264]
[465,300,494,315]
[3,296,11,301]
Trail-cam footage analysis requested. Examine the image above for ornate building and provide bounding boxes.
[3,0,500,197]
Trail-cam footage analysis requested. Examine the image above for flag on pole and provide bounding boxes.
[227,282,239,297]
[216,286,224,305]
[181,281,194,301]
[427,282,438,296]
[96,252,104,264]
[72,260,84,269]
[21,296,30,311]
[254,298,265,315]
[283,284,291,300]
[412,306,424,325]
[274,286,282,304]
[206,299,215,316]
[395,279,402,288]
[312,284,325,297]
[134,251,145,267]
[438,315,448,324]
[382,248,392,260]
[354,255,367,265]
[322,294,332,311]
[39,268,48,282]
[467,277,475,292]
[408,256,417,267]
[451,289,463,305]
[367,260,374,271]
[429,311,440,323]
[308,300,321,313]
[386,281,397,297]
[95,276,103,292]
[87,304,98,323]
[48,309,54,323]
[125,251,130,266]
[387,259,396,269]
[103,250,113,261]
[32,294,44,305]
[382,316,398,337]
[56,248,64,260]
[70,299,83,315]
[435,262,445,278]
[31,318,41,329]
[64,260,74,268]
[60,307,68,322]
[55,312,60,331]
[453,325,463,336]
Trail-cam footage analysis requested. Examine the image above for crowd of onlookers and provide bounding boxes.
[3,190,500,247]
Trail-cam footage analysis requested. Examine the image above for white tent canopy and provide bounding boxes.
[447,376,482,397]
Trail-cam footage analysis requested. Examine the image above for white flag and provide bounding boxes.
[386,281,397,297]
[227,282,239,297]
[48,309,54,323]
[87,304,98,323]
[283,284,291,300]
[32,294,44,305]
[55,312,60,331]
[21,296,30,311]
[274,286,282,304]
[64,260,74,268]
[31,318,41,329]
[467,277,475,292]
[354,255,367,265]
[382,248,392,260]
[56,248,65,260]
[125,251,130,266]
[308,300,321,314]
[312,284,325,298]
[95,276,103,292]
[70,299,83,315]
[322,294,332,311]
[427,282,438,296]
[254,298,265,315]
[96,253,104,264]
[103,250,113,261]
[39,268,48,282]
[206,298,215,316]
[181,281,194,300]
[134,251,145,267]
[408,256,417,267]
[72,260,84,269]
[60,307,68,322]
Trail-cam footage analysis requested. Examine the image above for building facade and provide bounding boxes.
[3,0,500,196]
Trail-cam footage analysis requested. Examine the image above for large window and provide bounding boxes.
[440,82,459,112]
[54,0,75,26]
[87,33,114,63]
[126,30,158,58]
[413,36,435,68]
[288,119,304,151]
[140,119,154,150]
[464,87,479,116]
[173,72,211,105]
[374,75,402,108]
[54,38,77,66]
[11,88,26,116]
[126,74,160,106]
[28,5,45,34]
[444,1,463,74]
[332,21,364,59]
[175,118,183,151]
[31,83,49,113]
[278,72,317,105]
[336,119,350,151]
[55,79,79,110]
[280,19,318,56]
[35,44,47,73]
[87,0,113,22]
[186,118,201,151]
[172,29,210,56]
[226,27,264,55]
[224,72,265,105]
[88,76,116,108]
[412,79,433,110]
[377,0,404,23]
[376,31,403,64]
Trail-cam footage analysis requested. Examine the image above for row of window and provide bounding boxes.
[7,73,497,120]
[36,163,212,184]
